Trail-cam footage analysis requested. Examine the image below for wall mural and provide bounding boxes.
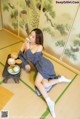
[1,0,80,71]
[39,0,80,71]
[39,0,79,57]
[2,0,41,37]
[2,0,18,35]
[19,0,41,38]
[63,6,80,71]
[0,0,2,29]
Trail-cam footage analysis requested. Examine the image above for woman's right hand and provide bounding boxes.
[25,40,30,50]
[20,43,26,52]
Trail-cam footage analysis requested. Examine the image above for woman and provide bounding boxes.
[18,28,71,118]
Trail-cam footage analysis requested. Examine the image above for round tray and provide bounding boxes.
[7,65,20,75]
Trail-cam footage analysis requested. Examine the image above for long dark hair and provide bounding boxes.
[31,28,43,46]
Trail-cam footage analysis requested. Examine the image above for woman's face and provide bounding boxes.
[29,31,36,44]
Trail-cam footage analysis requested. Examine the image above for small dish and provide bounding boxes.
[7,65,20,75]
[15,59,22,64]
[8,58,15,65]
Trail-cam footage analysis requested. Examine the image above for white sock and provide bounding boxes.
[58,76,71,83]
[46,97,56,118]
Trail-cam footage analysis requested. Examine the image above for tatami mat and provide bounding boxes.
[2,83,47,118]
[39,74,77,119]
[56,76,80,119]
[47,75,80,119]
[0,30,80,119]
[0,42,22,64]
[0,30,22,50]
[20,69,36,90]
[0,86,13,111]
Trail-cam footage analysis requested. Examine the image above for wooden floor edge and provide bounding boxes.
[3,28,25,41]
[2,28,80,76]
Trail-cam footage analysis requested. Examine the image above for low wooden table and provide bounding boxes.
[2,54,22,83]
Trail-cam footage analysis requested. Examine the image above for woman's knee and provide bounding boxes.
[42,81,48,87]
[35,73,43,87]
[25,64,31,72]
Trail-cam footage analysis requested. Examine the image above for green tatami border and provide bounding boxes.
[0,62,4,66]
[20,78,35,93]
[0,41,23,51]
[0,80,3,85]
[40,74,77,119]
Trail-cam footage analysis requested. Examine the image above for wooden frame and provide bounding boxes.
[0,0,3,30]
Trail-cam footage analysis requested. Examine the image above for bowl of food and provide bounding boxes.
[8,65,20,75]
[8,58,15,65]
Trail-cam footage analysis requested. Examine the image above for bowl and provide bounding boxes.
[8,58,15,65]
[7,65,20,75]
